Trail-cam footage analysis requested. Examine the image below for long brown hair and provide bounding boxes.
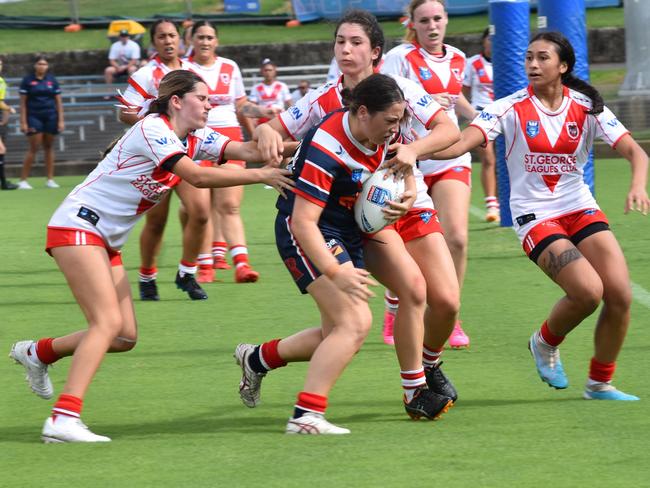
[146,70,205,116]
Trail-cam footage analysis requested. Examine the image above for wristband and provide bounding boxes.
[322,262,340,280]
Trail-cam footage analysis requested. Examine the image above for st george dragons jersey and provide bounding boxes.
[48,114,230,249]
[382,42,471,175]
[249,80,291,111]
[463,53,494,109]
[119,56,191,111]
[277,110,390,235]
[186,56,247,128]
[277,74,442,209]
[470,85,630,238]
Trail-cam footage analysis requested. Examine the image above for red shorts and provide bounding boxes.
[424,166,471,190]
[523,209,610,263]
[383,208,443,242]
[210,126,245,167]
[46,227,123,266]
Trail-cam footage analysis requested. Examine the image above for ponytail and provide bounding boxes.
[561,73,604,115]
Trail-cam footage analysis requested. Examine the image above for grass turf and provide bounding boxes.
[1,159,649,487]
[0,5,624,53]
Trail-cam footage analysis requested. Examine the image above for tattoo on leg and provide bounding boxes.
[542,248,583,280]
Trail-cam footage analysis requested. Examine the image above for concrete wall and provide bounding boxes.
[1,27,624,77]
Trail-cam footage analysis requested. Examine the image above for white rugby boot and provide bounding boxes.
[9,341,54,399]
[41,416,111,443]
[286,413,350,435]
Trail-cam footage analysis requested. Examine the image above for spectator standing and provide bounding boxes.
[104,30,141,84]
[248,58,292,124]
[18,55,64,190]
[0,58,18,190]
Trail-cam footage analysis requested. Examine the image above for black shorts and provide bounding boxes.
[275,212,364,294]
[27,112,59,135]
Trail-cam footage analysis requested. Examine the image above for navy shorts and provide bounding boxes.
[275,212,365,294]
[27,112,59,135]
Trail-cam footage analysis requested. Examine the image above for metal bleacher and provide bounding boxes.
[2,65,329,169]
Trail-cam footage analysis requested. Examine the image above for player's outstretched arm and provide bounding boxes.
[614,134,650,215]
[171,155,294,194]
[425,125,485,161]
[252,118,290,165]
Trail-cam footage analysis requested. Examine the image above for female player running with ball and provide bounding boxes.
[427,32,649,401]
[9,70,294,443]
[236,10,462,430]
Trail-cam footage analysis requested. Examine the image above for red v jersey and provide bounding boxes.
[515,86,587,192]
[470,85,630,237]
[404,42,465,97]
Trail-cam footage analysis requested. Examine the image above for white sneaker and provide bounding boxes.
[9,340,53,399]
[234,343,266,408]
[17,180,33,190]
[41,416,111,443]
[286,412,350,435]
[46,179,60,188]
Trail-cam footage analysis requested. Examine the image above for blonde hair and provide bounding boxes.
[404,0,446,43]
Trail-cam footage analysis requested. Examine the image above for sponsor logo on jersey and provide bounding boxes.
[416,94,434,108]
[220,73,231,85]
[478,68,485,77]
[351,169,363,182]
[77,206,100,226]
[452,166,464,172]
[204,132,218,145]
[335,145,344,156]
[526,120,540,138]
[418,67,432,81]
[366,186,390,207]
[419,211,432,224]
[583,209,597,215]
[607,118,619,128]
[566,122,579,139]
[452,68,462,81]
[478,111,495,122]
[155,136,171,145]
[288,106,303,120]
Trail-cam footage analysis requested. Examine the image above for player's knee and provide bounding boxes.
[218,202,241,216]
[445,231,468,255]
[603,282,632,313]
[570,281,603,314]
[114,335,138,352]
[428,289,460,319]
[394,274,426,308]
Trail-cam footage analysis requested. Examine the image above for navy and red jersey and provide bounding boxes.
[19,73,61,114]
[276,109,390,236]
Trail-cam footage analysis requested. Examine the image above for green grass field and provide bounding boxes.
[1,160,649,487]
[0,5,625,53]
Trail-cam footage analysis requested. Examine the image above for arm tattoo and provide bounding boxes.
[541,248,583,280]
[240,103,267,118]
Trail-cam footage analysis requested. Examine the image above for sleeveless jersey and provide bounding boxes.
[186,56,247,128]
[382,42,472,175]
[48,114,230,249]
[463,54,494,109]
[470,85,630,239]
[119,56,190,110]
[278,74,443,210]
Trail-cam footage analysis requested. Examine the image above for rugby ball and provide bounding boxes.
[354,168,406,234]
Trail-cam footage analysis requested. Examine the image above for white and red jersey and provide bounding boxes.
[186,56,246,128]
[470,85,630,240]
[382,42,471,176]
[48,114,230,249]
[119,56,190,111]
[278,74,444,210]
[249,80,291,112]
[463,53,493,109]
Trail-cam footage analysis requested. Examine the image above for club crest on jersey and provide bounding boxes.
[451,68,462,81]
[418,67,432,81]
[566,122,579,140]
[526,120,540,138]
[478,68,486,77]
[351,169,363,182]
[220,73,231,85]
